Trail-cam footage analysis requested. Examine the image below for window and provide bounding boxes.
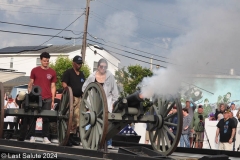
[36,58,41,66]
[10,58,13,68]
[93,61,98,72]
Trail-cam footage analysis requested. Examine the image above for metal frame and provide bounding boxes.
[79,82,183,156]
[0,85,73,146]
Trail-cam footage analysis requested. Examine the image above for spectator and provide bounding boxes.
[203,98,212,116]
[4,95,19,130]
[15,91,26,132]
[168,105,178,145]
[215,109,236,151]
[184,100,196,147]
[190,105,208,148]
[180,108,191,148]
[230,103,238,118]
[62,55,85,146]
[229,112,238,151]
[209,112,216,121]
[236,108,240,122]
[217,114,223,121]
[215,103,226,120]
[82,58,119,149]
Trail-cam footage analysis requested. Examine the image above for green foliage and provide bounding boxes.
[50,56,91,89]
[115,65,153,112]
[115,65,153,97]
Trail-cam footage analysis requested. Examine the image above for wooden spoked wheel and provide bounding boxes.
[80,82,108,150]
[0,82,4,138]
[57,86,73,146]
[148,97,183,156]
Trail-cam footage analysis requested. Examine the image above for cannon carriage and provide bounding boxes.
[79,82,183,156]
[0,82,74,146]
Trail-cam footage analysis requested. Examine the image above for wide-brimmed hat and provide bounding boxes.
[18,91,26,101]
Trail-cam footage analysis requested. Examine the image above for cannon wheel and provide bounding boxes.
[0,82,4,138]
[57,86,74,146]
[79,82,108,150]
[149,97,183,156]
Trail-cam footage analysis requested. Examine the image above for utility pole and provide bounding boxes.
[81,0,90,63]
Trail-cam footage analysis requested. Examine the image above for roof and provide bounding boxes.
[0,45,81,54]
[3,76,29,86]
[0,46,48,54]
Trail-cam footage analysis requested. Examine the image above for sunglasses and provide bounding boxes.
[99,65,107,69]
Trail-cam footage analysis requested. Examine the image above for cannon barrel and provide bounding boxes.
[29,85,42,97]
[113,91,144,111]
[126,91,144,108]
[25,85,42,110]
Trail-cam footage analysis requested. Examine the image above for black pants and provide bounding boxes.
[19,99,52,139]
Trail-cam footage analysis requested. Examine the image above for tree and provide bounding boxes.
[115,65,153,96]
[50,56,91,89]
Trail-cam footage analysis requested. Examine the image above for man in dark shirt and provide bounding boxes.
[168,105,178,145]
[215,109,236,151]
[62,55,85,146]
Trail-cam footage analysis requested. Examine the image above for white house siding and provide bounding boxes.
[0,46,120,76]
[0,54,63,76]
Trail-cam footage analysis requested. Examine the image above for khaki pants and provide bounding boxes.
[70,97,81,134]
[195,132,204,142]
[145,131,157,144]
[219,142,233,151]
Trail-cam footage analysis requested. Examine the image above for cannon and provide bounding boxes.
[79,82,183,156]
[0,82,73,146]
[24,85,42,112]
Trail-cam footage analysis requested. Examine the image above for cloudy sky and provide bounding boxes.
[0,0,240,77]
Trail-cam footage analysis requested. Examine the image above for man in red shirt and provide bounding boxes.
[28,52,57,144]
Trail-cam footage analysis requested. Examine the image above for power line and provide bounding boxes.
[0,20,82,35]
[0,13,84,65]
[87,32,169,59]
[87,44,119,69]
[38,12,85,46]
[87,41,166,68]
[0,8,82,16]
[0,2,81,12]
[87,38,170,64]
[0,29,82,39]
[106,48,166,68]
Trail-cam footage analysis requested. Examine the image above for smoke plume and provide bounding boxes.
[140,2,240,98]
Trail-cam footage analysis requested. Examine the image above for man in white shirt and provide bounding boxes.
[4,95,19,130]
[230,103,238,118]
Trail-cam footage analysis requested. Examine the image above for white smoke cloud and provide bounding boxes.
[140,1,240,98]
[98,11,138,45]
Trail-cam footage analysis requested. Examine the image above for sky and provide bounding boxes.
[1,0,240,96]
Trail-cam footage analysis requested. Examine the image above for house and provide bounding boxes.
[0,68,25,83]
[0,45,120,76]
